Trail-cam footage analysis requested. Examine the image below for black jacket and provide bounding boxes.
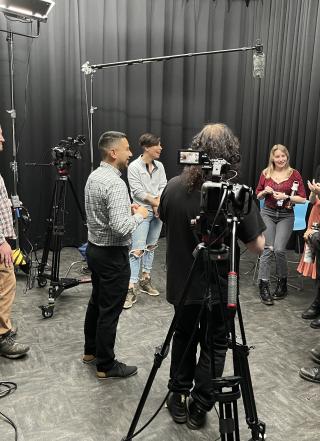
[159,175,265,306]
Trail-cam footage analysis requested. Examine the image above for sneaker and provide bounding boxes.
[96,360,138,379]
[299,366,320,383]
[0,333,29,359]
[166,392,187,423]
[139,278,159,296]
[82,354,96,364]
[123,287,137,309]
[186,398,207,430]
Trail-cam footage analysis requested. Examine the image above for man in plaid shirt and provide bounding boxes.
[83,131,148,379]
[0,126,29,359]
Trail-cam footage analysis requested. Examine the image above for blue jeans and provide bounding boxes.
[258,207,294,280]
[129,211,162,284]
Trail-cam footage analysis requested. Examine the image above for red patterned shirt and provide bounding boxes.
[0,174,15,245]
[256,169,306,210]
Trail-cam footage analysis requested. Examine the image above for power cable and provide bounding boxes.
[0,381,18,441]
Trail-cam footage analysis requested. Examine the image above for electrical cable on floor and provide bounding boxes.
[0,381,18,440]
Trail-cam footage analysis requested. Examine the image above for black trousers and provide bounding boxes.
[168,303,228,412]
[84,242,130,370]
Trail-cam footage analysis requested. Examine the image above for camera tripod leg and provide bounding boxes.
[214,377,241,441]
[233,343,266,441]
[122,254,201,441]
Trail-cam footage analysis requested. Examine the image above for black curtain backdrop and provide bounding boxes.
[1,0,320,246]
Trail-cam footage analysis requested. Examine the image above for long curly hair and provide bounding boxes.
[182,123,241,192]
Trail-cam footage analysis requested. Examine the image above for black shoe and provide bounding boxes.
[186,398,207,430]
[311,344,320,364]
[96,360,137,379]
[272,277,288,300]
[299,366,320,383]
[301,301,320,319]
[258,280,273,305]
[166,392,187,424]
[310,316,320,329]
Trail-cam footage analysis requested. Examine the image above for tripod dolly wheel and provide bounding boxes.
[37,277,47,288]
[39,305,54,319]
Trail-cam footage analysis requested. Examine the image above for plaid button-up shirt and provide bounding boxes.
[85,162,143,247]
[0,174,15,245]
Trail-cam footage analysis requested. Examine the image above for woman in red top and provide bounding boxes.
[256,144,306,305]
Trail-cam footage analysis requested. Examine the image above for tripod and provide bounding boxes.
[37,164,87,318]
[122,212,266,441]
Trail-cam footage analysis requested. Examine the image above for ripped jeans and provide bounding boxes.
[129,211,162,284]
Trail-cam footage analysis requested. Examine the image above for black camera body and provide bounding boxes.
[201,181,252,216]
[51,135,86,173]
[177,148,251,217]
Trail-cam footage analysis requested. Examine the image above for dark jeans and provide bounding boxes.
[258,207,294,280]
[84,242,130,370]
[168,303,228,412]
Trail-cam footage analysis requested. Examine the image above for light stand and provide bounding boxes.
[81,41,264,173]
[0,0,55,247]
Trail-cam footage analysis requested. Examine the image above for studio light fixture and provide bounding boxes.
[0,0,55,22]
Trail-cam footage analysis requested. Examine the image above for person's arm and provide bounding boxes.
[107,179,147,236]
[0,178,13,266]
[238,202,266,252]
[158,183,168,222]
[145,194,160,207]
[288,194,306,204]
[308,179,320,204]
[0,239,13,267]
[244,234,265,254]
[0,214,13,268]
[128,164,158,206]
[152,164,168,217]
[157,163,168,197]
[309,190,317,204]
[256,173,273,200]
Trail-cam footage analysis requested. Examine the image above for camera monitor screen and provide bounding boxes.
[178,150,201,165]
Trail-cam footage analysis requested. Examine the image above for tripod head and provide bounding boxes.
[51,135,86,175]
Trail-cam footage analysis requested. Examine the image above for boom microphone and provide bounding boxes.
[253,41,265,78]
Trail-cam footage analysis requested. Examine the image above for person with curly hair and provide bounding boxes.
[159,123,265,430]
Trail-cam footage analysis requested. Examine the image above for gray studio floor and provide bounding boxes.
[1,238,320,441]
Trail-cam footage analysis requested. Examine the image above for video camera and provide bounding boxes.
[178,149,252,217]
[51,135,86,173]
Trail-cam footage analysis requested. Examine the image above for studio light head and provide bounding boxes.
[0,0,55,22]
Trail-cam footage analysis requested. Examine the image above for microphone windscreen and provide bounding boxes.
[253,52,265,79]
